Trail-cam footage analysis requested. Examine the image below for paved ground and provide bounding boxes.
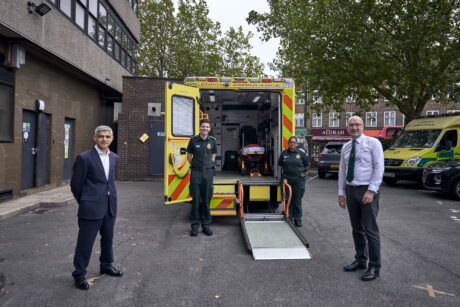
[0,175,459,306]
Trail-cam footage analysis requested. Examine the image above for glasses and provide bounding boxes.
[289,141,297,144]
[348,123,362,127]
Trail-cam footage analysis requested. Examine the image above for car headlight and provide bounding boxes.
[404,156,422,166]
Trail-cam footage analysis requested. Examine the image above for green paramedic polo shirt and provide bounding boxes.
[187,135,218,169]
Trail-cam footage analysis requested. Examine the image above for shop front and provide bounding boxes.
[310,129,351,163]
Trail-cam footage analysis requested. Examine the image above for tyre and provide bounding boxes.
[451,178,460,200]
[383,177,398,185]
[318,170,326,179]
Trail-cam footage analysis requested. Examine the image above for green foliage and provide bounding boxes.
[137,0,264,78]
[248,0,460,123]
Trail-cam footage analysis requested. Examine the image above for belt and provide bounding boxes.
[191,167,211,171]
[346,184,368,188]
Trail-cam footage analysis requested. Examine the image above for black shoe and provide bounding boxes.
[294,220,302,227]
[343,260,367,272]
[190,227,198,236]
[100,266,123,277]
[74,277,89,290]
[361,267,380,281]
[202,227,213,236]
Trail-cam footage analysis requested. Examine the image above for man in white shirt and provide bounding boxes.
[338,116,384,281]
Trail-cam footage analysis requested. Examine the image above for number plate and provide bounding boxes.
[331,164,339,168]
[384,172,396,177]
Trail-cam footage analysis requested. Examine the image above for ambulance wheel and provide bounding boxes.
[383,177,398,185]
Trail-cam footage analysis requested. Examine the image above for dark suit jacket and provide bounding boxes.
[70,147,118,220]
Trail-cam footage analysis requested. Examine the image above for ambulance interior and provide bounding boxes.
[199,90,282,181]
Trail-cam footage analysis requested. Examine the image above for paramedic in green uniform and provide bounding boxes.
[278,136,310,227]
[187,119,217,237]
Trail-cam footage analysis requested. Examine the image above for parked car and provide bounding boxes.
[422,159,460,200]
[318,142,344,179]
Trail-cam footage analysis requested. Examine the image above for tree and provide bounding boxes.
[248,0,460,123]
[137,0,265,78]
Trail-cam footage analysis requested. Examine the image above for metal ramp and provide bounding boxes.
[238,182,311,260]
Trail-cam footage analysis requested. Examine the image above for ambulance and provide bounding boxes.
[163,77,297,216]
[383,114,460,185]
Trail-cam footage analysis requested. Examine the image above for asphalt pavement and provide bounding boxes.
[0,174,459,306]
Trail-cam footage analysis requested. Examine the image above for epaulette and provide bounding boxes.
[209,136,216,140]
[298,148,306,153]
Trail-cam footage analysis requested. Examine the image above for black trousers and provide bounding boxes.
[345,185,381,268]
[72,208,115,278]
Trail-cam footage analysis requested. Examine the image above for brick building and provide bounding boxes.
[117,77,181,180]
[0,0,139,200]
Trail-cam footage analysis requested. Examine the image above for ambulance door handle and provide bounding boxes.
[180,148,187,155]
[31,147,39,155]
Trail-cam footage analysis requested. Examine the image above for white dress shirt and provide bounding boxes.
[338,134,384,196]
[94,145,110,180]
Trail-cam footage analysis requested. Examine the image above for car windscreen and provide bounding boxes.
[326,145,342,153]
[392,129,441,148]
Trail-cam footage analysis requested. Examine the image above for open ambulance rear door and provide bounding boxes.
[164,82,200,204]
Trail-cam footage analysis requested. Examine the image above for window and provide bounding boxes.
[0,83,13,142]
[88,0,97,16]
[447,110,460,114]
[329,112,339,127]
[98,28,106,48]
[114,43,120,61]
[426,110,439,116]
[172,96,194,136]
[312,113,322,127]
[107,16,114,35]
[312,90,322,104]
[384,111,396,126]
[60,0,72,17]
[295,113,304,127]
[121,49,126,67]
[345,96,354,104]
[75,2,86,30]
[366,112,377,127]
[296,93,305,105]
[346,112,354,122]
[99,3,107,26]
[107,36,114,55]
[88,15,97,40]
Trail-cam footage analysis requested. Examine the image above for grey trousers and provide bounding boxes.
[345,185,381,268]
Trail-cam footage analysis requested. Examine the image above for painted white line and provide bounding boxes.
[450,209,460,213]
[307,175,318,182]
[437,201,443,205]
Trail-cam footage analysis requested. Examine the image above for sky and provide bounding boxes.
[205,0,280,76]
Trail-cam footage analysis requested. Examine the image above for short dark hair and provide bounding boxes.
[288,136,298,143]
[200,119,211,126]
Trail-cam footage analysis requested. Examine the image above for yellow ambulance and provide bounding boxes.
[383,114,460,185]
[163,77,296,216]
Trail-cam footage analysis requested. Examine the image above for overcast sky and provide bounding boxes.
[205,0,280,76]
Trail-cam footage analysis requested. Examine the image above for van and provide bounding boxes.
[383,114,460,185]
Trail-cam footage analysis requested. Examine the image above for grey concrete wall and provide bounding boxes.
[0,0,139,93]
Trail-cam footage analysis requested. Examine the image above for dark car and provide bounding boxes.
[318,142,344,179]
[422,159,460,200]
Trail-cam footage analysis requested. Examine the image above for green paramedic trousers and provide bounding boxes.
[189,169,213,227]
[285,175,306,222]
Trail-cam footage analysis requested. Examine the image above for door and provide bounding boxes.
[36,112,50,187]
[164,82,199,204]
[63,118,75,180]
[21,110,37,190]
[149,120,164,175]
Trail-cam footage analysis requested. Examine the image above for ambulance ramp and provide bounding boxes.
[241,214,311,260]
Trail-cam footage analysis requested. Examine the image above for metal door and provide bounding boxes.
[63,118,75,180]
[164,82,199,204]
[36,112,50,187]
[21,110,37,190]
[149,120,164,175]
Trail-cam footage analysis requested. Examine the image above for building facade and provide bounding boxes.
[0,0,139,200]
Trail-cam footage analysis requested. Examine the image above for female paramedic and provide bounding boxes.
[277,136,310,227]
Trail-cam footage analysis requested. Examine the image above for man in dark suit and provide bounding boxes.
[70,125,123,290]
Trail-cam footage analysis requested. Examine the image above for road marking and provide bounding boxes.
[307,175,318,182]
[450,209,460,213]
[437,201,443,205]
[413,284,455,298]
